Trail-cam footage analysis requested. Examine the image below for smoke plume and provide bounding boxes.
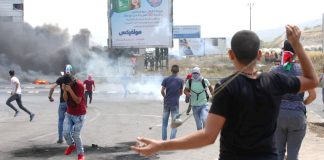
[0,22,70,81]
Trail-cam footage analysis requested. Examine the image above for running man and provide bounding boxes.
[6,70,35,121]
[83,74,95,106]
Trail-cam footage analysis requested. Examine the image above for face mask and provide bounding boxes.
[192,73,200,80]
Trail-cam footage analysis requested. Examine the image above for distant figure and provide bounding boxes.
[6,70,35,121]
[264,51,270,63]
[160,65,183,140]
[274,51,278,61]
[271,40,316,160]
[320,66,324,112]
[184,73,192,115]
[83,74,95,107]
[144,57,148,69]
[48,64,73,144]
[121,72,131,98]
[184,67,213,130]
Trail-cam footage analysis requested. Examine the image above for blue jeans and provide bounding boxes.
[275,109,306,160]
[58,102,67,141]
[162,105,179,140]
[192,104,209,130]
[63,113,85,155]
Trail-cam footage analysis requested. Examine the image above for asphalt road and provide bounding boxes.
[0,84,323,160]
[0,84,218,160]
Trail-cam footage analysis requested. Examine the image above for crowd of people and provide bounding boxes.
[264,50,281,64]
[132,25,322,160]
[4,25,324,160]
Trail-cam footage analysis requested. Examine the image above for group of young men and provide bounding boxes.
[4,24,324,160]
[132,25,322,160]
[48,65,95,160]
[160,65,214,141]
[5,65,94,160]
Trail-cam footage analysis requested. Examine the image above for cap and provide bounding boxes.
[65,64,73,74]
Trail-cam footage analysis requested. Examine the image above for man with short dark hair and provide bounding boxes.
[131,25,319,160]
[48,64,73,144]
[62,74,87,160]
[6,70,35,121]
[83,74,95,106]
[160,64,183,140]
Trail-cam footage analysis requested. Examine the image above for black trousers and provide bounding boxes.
[6,94,31,115]
[84,91,93,105]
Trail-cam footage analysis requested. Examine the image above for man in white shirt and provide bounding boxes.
[6,70,35,121]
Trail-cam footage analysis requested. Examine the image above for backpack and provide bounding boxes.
[189,79,209,101]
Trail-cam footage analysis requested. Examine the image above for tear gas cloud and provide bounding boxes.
[0,22,70,81]
[0,22,164,100]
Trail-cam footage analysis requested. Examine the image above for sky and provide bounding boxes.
[24,0,324,46]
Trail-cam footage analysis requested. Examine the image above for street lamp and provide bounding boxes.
[248,3,254,31]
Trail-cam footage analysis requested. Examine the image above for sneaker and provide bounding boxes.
[14,111,19,117]
[78,154,85,160]
[64,145,76,155]
[56,139,63,144]
[30,113,35,121]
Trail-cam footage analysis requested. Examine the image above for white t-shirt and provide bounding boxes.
[11,76,22,94]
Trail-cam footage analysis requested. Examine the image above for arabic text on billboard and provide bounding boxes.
[108,0,172,48]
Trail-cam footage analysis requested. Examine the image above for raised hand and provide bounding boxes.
[286,25,301,46]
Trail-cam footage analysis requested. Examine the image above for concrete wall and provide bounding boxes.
[0,0,24,22]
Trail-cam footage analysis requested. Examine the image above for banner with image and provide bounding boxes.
[108,0,173,48]
[179,38,226,56]
[179,38,205,56]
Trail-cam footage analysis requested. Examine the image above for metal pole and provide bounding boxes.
[248,3,254,31]
[322,13,324,53]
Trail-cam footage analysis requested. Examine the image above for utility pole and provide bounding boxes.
[248,3,254,31]
[322,13,324,53]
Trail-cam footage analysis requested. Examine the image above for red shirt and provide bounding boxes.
[83,79,94,91]
[186,73,192,80]
[67,80,87,115]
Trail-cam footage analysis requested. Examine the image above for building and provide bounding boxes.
[0,0,24,22]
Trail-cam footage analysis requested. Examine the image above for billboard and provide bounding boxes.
[204,38,226,55]
[179,38,226,56]
[108,0,173,48]
[173,25,201,38]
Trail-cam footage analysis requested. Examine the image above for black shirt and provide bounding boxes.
[210,72,300,159]
[55,76,65,103]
